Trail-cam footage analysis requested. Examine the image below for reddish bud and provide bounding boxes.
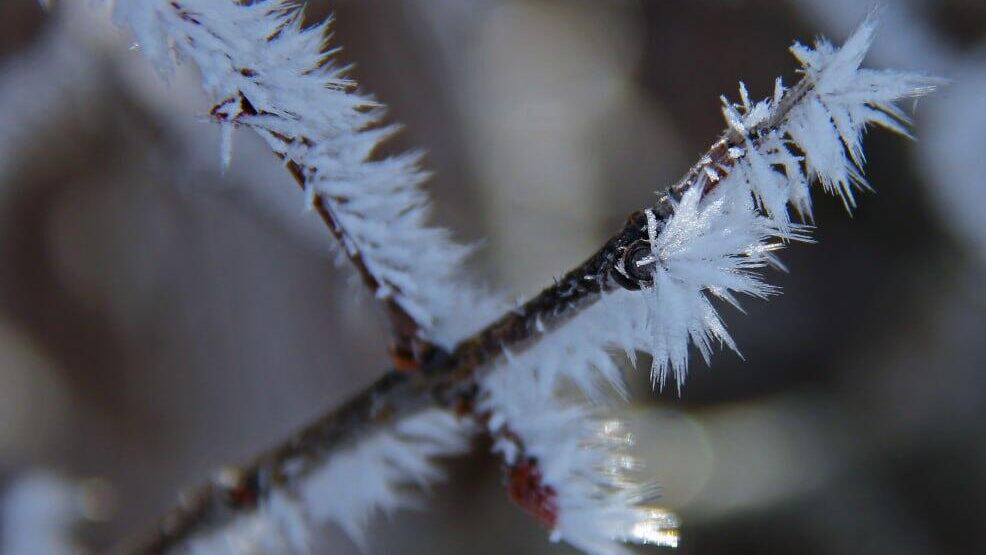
[507,459,558,528]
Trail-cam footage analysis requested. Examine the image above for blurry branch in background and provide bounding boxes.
[2,473,82,555]
[2,472,113,555]
[25,1,940,554]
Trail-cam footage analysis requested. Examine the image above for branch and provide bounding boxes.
[109,68,827,555]
[105,6,940,553]
[109,369,440,555]
[444,78,819,382]
[117,0,490,361]
[279,156,433,368]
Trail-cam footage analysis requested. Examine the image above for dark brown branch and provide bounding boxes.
[110,369,438,555]
[278,155,431,368]
[111,72,819,555]
[209,66,429,364]
[444,76,815,385]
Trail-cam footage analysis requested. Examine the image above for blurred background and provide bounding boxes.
[0,0,983,553]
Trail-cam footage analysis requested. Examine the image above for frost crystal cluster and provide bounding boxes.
[175,410,472,555]
[113,0,498,349]
[92,1,939,554]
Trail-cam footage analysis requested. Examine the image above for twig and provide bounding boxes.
[444,76,815,382]
[210,84,430,365]
[279,156,435,368]
[110,72,818,555]
[109,369,436,555]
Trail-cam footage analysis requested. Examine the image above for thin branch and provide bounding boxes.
[183,1,446,363]
[211,87,430,365]
[110,72,819,555]
[278,155,434,368]
[445,76,815,382]
[109,369,439,555]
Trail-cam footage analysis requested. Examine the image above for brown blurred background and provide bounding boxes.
[0,0,983,553]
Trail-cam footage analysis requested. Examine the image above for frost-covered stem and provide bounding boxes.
[111,365,538,555]
[445,76,816,379]
[111,370,439,555]
[446,208,653,374]
[278,156,433,366]
[129,0,454,363]
[113,70,822,555]
[669,76,814,199]
[114,66,836,555]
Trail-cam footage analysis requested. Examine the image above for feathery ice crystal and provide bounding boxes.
[175,410,472,555]
[112,0,501,349]
[102,2,938,554]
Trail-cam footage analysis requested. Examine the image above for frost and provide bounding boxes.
[784,16,940,209]
[111,0,503,347]
[300,409,472,547]
[484,15,938,398]
[98,3,939,554]
[177,410,473,554]
[476,18,936,551]
[642,187,805,388]
[480,366,666,555]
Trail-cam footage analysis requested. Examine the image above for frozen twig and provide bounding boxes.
[92,2,939,554]
[110,370,467,555]
[112,0,501,365]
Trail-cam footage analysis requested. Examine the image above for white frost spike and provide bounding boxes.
[721,97,747,135]
[219,122,234,172]
[737,143,792,226]
[111,0,504,347]
[644,187,796,389]
[176,409,473,554]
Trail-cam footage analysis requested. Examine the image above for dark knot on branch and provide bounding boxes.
[612,239,656,290]
[611,208,668,291]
